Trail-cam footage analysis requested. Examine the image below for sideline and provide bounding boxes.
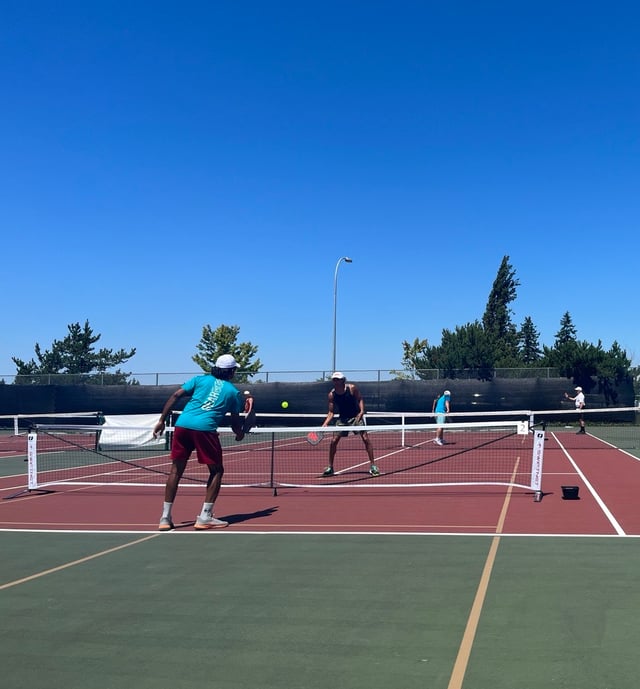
[552,432,626,536]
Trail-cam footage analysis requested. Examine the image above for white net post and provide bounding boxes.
[27,432,38,491]
[531,429,545,501]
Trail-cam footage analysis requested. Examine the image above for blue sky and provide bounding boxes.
[2,1,638,377]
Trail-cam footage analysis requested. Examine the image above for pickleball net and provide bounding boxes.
[0,411,102,436]
[527,406,639,451]
[22,419,545,498]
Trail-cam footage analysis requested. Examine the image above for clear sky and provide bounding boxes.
[2,1,638,377]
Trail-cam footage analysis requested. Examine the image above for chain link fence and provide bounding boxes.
[0,367,562,386]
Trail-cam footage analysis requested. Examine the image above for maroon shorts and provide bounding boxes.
[171,426,223,467]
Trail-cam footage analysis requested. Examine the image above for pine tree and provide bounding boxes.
[482,255,520,366]
[192,324,261,383]
[518,316,542,364]
[554,311,578,345]
[12,320,136,384]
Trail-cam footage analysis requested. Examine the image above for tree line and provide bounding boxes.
[5,257,639,399]
[399,256,635,400]
[7,322,260,385]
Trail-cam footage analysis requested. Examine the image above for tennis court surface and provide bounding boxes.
[2,419,640,688]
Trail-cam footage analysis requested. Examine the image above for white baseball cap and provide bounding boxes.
[331,371,346,380]
[444,390,451,396]
[575,386,583,392]
[215,354,239,369]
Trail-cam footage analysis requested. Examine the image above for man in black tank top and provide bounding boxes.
[320,372,379,477]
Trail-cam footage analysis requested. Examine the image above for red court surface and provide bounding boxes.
[1,431,639,536]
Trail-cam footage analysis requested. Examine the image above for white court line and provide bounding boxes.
[4,528,640,537]
[551,431,626,536]
[574,432,640,462]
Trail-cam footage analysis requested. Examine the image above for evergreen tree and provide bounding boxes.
[541,311,579,376]
[596,341,632,404]
[482,255,520,365]
[518,316,542,364]
[438,322,494,380]
[400,257,633,391]
[630,363,640,402]
[12,320,136,384]
[400,323,494,380]
[192,324,261,383]
[554,311,578,345]
[541,313,631,396]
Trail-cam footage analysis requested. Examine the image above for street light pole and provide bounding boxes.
[332,256,352,373]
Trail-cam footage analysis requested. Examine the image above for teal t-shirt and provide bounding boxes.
[434,394,450,414]
[176,375,244,431]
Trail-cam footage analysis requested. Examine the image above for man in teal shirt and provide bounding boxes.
[153,354,245,531]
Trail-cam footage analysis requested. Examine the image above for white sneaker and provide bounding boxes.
[158,517,174,531]
[434,438,444,446]
[194,515,229,530]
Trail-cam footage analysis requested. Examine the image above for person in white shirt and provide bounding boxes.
[564,386,586,434]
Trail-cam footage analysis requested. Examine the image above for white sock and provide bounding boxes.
[200,502,214,519]
[162,502,172,520]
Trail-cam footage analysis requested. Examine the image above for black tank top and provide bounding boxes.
[332,386,359,421]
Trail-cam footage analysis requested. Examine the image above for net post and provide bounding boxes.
[28,431,38,491]
[270,432,277,496]
[4,430,56,499]
[530,429,545,503]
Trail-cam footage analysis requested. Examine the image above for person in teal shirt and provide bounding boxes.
[432,390,451,445]
[153,354,245,531]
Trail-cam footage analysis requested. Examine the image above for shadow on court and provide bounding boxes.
[224,506,279,524]
[169,507,279,529]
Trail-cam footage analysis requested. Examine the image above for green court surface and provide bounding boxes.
[2,532,640,689]
[0,456,27,478]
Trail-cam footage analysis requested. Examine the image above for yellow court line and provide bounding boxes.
[0,533,158,590]
[446,457,520,689]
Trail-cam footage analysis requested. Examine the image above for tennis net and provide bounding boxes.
[23,420,544,498]
[0,411,102,436]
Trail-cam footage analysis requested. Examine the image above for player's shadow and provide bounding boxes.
[173,507,278,530]
[224,506,279,524]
